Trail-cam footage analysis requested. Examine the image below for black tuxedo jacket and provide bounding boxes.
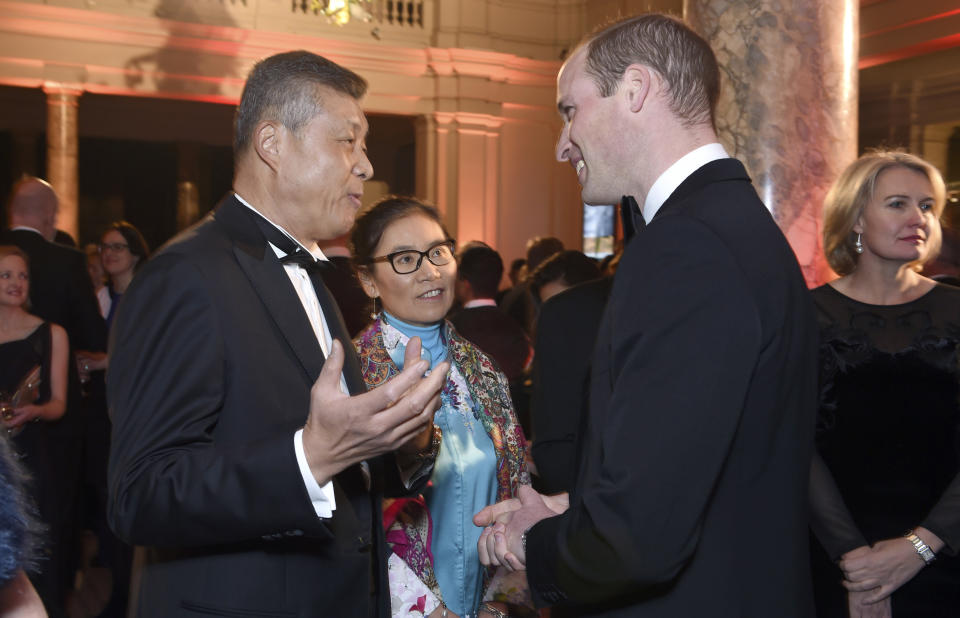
[107,195,395,617]
[530,277,612,494]
[0,228,105,351]
[448,305,530,384]
[526,159,818,616]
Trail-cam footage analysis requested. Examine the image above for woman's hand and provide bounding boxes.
[847,589,891,618]
[840,533,936,602]
[3,404,39,429]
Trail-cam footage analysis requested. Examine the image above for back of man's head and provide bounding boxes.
[234,50,368,159]
[584,13,719,129]
[7,177,58,240]
[458,244,504,300]
[526,236,565,273]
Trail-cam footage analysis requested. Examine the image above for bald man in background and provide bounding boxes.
[2,177,106,617]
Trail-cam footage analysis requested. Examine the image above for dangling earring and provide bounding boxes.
[854,233,864,254]
[370,296,379,320]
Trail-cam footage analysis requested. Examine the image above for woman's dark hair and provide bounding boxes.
[350,197,452,266]
[104,221,150,273]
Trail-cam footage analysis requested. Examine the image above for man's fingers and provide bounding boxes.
[517,484,543,506]
[843,579,877,592]
[403,336,423,368]
[474,498,520,527]
[504,551,525,572]
[478,526,495,566]
[313,339,346,395]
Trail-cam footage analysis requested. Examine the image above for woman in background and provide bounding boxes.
[809,151,960,617]
[351,197,529,618]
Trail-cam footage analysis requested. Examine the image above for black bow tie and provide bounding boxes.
[280,249,329,273]
[620,195,646,243]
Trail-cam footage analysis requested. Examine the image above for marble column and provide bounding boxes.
[685,0,859,286]
[43,84,82,240]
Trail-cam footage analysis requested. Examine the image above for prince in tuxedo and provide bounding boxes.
[477,14,818,617]
[107,51,447,617]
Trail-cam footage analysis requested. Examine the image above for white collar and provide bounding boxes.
[463,298,498,309]
[234,193,327,261]
[642,143,729,223]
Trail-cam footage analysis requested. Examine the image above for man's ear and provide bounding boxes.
[253,120,282,173]
[623,64,652,114]
[356,267,379,299]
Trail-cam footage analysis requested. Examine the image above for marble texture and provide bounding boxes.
[44,86,81,241]
[686,0,859,286]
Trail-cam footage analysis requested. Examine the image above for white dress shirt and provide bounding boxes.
[641,143,730,223]
[235,194,341,518]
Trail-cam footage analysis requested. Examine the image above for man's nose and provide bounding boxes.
[556,125,571,163]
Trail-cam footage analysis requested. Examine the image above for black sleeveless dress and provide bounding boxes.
[0,323,54,503]
[809,283,960,617]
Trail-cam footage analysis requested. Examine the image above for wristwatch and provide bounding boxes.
[904,530,936,565]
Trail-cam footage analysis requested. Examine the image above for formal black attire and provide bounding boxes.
[448,304,530,385]
[107,195,422,617]
[524,158,818,616]
[1,228,105,616]
[0,229,105,353]
[323,254,372,337]
[529,277,611,495]
[809,283,960,617]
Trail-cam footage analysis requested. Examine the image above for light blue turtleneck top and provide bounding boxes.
[380,312,498,617]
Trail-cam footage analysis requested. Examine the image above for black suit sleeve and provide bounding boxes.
[106,253,327,547]
[526,216,762,605]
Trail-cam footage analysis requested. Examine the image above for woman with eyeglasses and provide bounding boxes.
[75,222,149,380]
[97,221,150,330]
[350,197,530,618]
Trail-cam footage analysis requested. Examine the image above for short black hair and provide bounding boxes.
[350,196,452,267]
[530,250,600,297]
[234,50,368,157]
[458,244,504,299]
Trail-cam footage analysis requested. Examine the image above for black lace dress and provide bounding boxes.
[809,283,960,617]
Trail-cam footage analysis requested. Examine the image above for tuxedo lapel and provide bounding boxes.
[214,196,326,382]
[654,158,752,221]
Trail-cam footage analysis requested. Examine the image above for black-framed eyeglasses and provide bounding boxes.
[369,240,456,275]
[99,242,129,253]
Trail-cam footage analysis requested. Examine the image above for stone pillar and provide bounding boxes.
[685,0,859,286]
[43,84,82,240]
[177,143,200,231]
[429,111,503,247]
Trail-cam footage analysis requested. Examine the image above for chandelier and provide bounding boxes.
[309,0,374,25]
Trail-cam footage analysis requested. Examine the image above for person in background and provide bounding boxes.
[84,244,107,316]
[809,150,960,617]
[319,234,372,336]
[351,197,530,618]
[450,242,534,438]
[96,221,150,331]
[0,244,70,617]
[498,237,563,336]
[527,250,601,303]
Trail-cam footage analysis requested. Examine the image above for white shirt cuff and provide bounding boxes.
[294,429,336,518]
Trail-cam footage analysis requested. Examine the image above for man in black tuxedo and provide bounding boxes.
[450,243,531,385]
[107,51,447,617]
[476,14,818,617]
[2,177,106,616]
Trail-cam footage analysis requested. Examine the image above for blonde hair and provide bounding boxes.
[822,150,947,276]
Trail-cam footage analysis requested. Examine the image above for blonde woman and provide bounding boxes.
[809,151,960,617]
